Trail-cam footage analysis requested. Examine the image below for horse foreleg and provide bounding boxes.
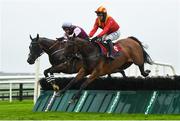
[107,68,127,78]
[44,67,54,83]
[120,70,127,78]
[44,67,52,77]
[43,67,59,91]
[56,67,87,96]
[107,74,112,78]
[118,62,133,78]
[44,63,68,91]
[70,69,99,103]
[48,62,67,74]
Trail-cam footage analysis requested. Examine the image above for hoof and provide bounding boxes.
[145,70,151,74]
[55,91,61,97]
[52,84,59,92]
[55,90,65,97]
[107,74,112,78]
[142,70,151,77]
[142,73,149,77]
[68,99,77,104]
[123,75,127,79]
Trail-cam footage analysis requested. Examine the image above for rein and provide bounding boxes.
[49,41,59,50]
[39,41,60,54]
[51,48,64,56]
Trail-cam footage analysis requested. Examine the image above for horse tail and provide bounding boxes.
[128,36,153,64]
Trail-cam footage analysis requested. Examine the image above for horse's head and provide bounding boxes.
[27,34,43,64]
[63,41,79,59]
[63,38,93,60]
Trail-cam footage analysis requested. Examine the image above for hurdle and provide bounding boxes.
[33,76,180,114]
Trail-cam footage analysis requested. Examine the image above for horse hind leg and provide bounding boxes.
[138,64,151,77]
[132,49,150,77]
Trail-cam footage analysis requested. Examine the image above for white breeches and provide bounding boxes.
[102,29,120,41]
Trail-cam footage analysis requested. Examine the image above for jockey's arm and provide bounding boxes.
[63,33,69,40]
[73,27,81,37]
[89,19,99,37]
[66,27,81,39]
[97,20,112,37]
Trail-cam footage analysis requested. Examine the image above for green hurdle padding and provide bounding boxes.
[33,90,180,114]
[34,76,180,113]
[148,91,180,114]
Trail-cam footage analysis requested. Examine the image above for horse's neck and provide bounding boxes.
[76,40,99,59]
[39,38,56,53]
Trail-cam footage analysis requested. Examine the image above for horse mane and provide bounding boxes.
[70,38,98,55]
[73,37,86,42]
[38,37,56,42]
[72,38,91,46]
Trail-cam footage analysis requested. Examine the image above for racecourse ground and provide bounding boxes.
[0,100,180,120]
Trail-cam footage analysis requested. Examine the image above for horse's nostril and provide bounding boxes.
[27,58,35,64]
[27,58,30,63]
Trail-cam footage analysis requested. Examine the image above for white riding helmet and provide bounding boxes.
[62,22,72,29]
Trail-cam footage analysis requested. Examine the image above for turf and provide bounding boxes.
[0,100,180,120]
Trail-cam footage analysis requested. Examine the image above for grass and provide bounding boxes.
[0,100,180,120]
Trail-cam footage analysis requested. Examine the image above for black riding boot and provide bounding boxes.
[107,39,115,59]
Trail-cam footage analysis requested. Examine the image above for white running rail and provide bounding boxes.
[124,62,176,77]
[0,75,36,103]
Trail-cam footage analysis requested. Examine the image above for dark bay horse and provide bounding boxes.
[57,36,152,102]
[27,34,126,89]
[27,34,83,78]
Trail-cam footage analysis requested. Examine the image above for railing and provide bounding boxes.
[124,62,176,77]
[0,76,36,102]
[151,62,176,75]
[0,88,34,101]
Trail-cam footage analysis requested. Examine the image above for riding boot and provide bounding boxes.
[107,39,115,59]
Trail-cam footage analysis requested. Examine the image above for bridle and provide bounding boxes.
[38,41,60,55]
[29,41,44,58]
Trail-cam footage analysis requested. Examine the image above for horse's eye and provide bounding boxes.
[28,53,32,57]
[66,56,69,59]
[66,54,72,59]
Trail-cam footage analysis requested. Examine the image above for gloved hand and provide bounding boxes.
[91,36,98,42]
[56,37,65,41]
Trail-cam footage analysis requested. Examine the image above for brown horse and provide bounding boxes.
[57,36,152,102]
[27,34,126,82]
[27,34,84,77]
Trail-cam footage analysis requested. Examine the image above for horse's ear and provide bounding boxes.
[36,34,39,39]
[30,35,33,40]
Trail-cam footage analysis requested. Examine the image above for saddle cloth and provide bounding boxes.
[95,41,122,56]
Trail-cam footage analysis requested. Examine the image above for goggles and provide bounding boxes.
[96,13,104,16]
[62,27,70,31]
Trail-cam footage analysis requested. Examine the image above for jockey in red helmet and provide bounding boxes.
[89,6,120,59]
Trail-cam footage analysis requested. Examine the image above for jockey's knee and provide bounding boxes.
[106,39,112,43]
[105,30,121,41]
